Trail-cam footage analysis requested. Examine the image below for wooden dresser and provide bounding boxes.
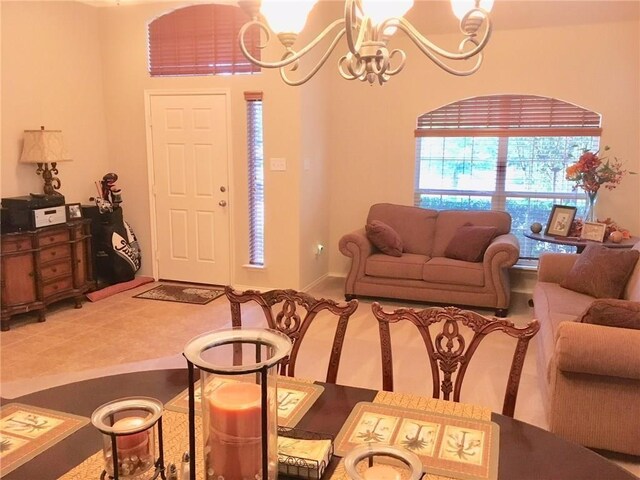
[0,220,94,331]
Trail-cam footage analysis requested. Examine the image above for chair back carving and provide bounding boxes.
[225,286,358,383]
[372,302,539,417]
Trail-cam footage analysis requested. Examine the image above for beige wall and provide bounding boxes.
[2,1,638,292]
[326,1,640,274]
[98,2,306,288]
[1,1,110,204]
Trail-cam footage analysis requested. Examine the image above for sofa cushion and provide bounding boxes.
[578,299,640,330]
[432,210,511,257]
[365,253,428,280]
[444,224,497,262]
[422,257,484,286]
[561,245,640,299]
[365,220,403,257]
[367,203,438,256]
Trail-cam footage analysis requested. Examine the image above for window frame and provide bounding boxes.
[414,95,603,261]
[245,91,265,267]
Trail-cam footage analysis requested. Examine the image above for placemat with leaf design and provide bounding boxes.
[0,403,89,476]
[333,401,499,480]
[164,376,323,427]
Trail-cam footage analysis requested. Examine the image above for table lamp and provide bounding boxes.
[20,126,71,195]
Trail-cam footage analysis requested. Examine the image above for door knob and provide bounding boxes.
[219,200,227,207]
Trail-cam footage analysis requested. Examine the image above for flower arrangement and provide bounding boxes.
[565,146,627,194]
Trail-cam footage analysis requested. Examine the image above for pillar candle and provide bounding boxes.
[363,464,402,480]
[112,416,149,456]
[206,382,263,480]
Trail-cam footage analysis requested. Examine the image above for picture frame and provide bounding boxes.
[544,205,577,237]
[580,221,607,242]
[66,203,82,220]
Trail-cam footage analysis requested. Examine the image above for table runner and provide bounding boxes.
[0,403,89,476]
[58,390,495,480]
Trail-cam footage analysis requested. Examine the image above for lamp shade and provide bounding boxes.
[20,129,71,164]
[451,0,494,20]
[260,0,318,34]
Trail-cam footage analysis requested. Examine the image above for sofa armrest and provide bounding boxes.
[538,253,579,283]
[482,233,519,309]
[339,228,375,295]
[555,321,640,380]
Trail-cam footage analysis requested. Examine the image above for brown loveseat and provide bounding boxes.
[532,243,640,455]
[338,203,519,316]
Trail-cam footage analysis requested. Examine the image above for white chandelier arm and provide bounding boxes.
[344,0,367,56]
[239,18,345,70]
[279,29,348,86]
[392,9,492,62]
[384,49,407,77]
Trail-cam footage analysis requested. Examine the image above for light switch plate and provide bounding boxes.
[270,158,286,171]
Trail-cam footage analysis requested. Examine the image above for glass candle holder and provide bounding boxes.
[343,444,423,480]
[91,397,164,480]
[183,327,292,480]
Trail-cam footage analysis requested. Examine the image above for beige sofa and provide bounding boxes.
[338,203,519,316]
[532,243,640,455]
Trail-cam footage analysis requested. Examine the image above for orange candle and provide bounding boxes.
[112,416,149,456]
[207,382,263,480]
[363,465,402,480]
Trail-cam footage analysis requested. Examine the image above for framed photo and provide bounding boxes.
[66,203,82,220]
[581,221,607,242]
[545,205,577,237]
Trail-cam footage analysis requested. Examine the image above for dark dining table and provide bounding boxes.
[1,369,637,480]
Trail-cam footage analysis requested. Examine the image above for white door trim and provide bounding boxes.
[144,88,235,284]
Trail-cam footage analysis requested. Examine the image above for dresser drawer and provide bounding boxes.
[1,236,33,254]
[39,229,70,247]
[39,244,71,264]
[43,276,73,298]
[40,261,72,281]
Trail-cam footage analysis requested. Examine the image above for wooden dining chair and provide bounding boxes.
[371,302,540,417]
[225,286,359,383]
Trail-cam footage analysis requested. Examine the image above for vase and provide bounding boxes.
[584,191,598,222]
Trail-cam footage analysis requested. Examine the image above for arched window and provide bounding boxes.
[148,4,261,77]
[414,94,602,260]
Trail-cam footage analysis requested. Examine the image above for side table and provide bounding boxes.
[524,232,639,254]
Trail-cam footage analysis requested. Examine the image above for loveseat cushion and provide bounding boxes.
[578,299,640,330]
[367,203,438,256]
[623,242,640,301]
[365,220,403,257]
[561,245,640,299]
[422,257,484,287]
[365,253,428,280]
[444,224,497,262]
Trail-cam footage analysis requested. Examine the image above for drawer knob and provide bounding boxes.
[52,268,57,273]
[53,285,58,290]
[49,237,55,242]
[51,251,56,256]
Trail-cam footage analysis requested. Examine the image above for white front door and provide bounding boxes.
[149,93,230,285]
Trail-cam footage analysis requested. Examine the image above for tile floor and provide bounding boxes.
[1,277,638,476]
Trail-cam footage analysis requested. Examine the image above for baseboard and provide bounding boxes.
[302,273,329,292]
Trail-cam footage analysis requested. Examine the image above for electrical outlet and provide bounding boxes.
[270,158,286,171]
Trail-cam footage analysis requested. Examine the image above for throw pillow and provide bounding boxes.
[561,245,640,299]
[444,223,497,262]
[365,220,403,257]
[578,299,640,330]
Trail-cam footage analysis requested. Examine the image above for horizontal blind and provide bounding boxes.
[148,4,260,77]
[415,95,602,137]
[246,92,264,266]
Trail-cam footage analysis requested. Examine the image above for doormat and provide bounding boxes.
[0,403,89,476]
[133,284,225,305]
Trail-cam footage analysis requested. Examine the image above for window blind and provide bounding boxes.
[148,4,261,77]
[246,92,264,266]
[415,95,602,137]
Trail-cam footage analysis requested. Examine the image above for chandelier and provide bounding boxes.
[238,0,493,86]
